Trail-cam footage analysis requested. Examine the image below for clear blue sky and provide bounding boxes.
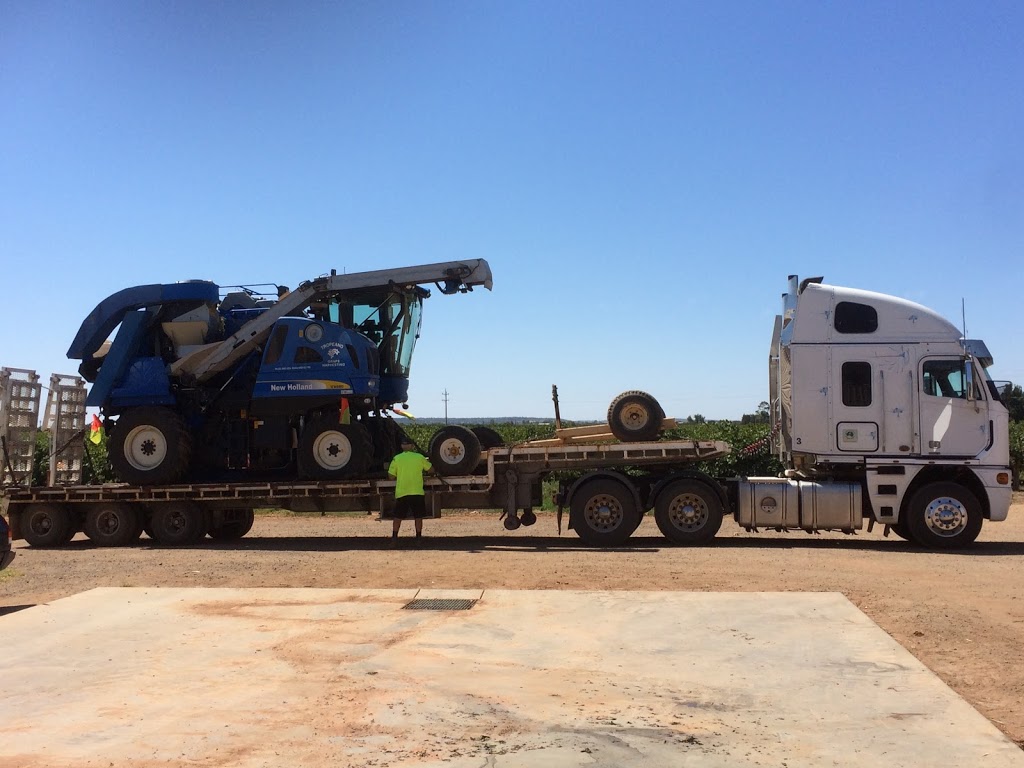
[2,1,1022,420]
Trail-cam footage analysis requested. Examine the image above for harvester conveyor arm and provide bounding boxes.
[172,259,492,383]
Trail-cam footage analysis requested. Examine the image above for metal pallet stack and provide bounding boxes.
[0,368,42,486]
[43,374,88,486]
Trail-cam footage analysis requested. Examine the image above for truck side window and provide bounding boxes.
[834,302,878,334]
[922,360,968,399]
[841,362,872,407]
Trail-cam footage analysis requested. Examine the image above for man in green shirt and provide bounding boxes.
[387,438,434,541]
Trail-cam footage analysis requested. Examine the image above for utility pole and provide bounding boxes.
[442,390,450,425]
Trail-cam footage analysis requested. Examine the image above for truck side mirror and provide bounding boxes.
[965,358,976,401]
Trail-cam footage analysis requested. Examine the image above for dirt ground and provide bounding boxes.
[3,495,1024,750]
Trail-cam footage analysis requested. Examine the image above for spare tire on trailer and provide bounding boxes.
[471,426,505,450]
[108,407,191,485]
[607,390,665,442]
[429,426,482,476]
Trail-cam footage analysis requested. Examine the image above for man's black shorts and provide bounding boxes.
[394,495,428,519]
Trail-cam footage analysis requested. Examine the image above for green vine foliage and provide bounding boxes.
[1010,421,1024,489]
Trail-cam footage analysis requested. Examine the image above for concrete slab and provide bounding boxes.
[1,589,1021,768]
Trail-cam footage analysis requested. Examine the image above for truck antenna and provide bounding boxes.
[961,298,968,340]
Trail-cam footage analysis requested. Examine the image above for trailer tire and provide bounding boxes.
[108,407,191,485]
[607,391,665,443]
[905,482,983,549]
[209,509,255,540]
[471,426,505,449]
[298,419,373,479]
[654,479,723,545]
[83,503,141,547]
[22,503,73,548]
[429,426,482,476]
[149,502,208,546]
[570,477,639,546]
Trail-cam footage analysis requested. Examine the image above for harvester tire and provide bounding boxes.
[108,407,191,485]
[298,419,372,479]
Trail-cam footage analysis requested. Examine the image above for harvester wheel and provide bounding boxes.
[429,426,482,476]
[108,407,191,485]
[607,391,665,442]
[298,419,372,479]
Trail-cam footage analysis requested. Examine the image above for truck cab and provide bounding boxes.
[743,275,1014,547]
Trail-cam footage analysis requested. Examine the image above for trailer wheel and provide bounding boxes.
[654,480,723,545]
[209,509,255,540]
[607,391,665,442]
[299,419,372,479]
[570,478,639,546]
[108,407,191,485]
[22,503,73,548]
[149,502,208,545]
[83,503,142,547]
[429,426,482,476]
[905,482,983,549]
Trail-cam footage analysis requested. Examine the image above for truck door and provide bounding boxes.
[828,346,914,456]
[918,357,989,457]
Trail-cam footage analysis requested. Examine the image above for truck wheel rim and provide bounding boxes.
[924,496,968,537]
[125,425,168,471]
[620,404,650,431]
[312,430,353,470]
[437,438,466,465]
[667,493,709,531]
[583,493,623,532]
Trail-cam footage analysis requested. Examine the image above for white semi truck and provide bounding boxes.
[2,274,1013,550]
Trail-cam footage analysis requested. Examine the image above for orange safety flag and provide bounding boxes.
[393,407,415,419]
[89,414,104,444]
[339,398,351,425]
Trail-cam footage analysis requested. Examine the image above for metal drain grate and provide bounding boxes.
[403,598,477,611]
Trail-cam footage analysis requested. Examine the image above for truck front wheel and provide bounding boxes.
[905,482,983,549]
[570,478,639,546]
[108,408,191,485]
[654,480,723,545]
[298,419,372,479]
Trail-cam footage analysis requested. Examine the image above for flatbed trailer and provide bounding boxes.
[1,439,733,548]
